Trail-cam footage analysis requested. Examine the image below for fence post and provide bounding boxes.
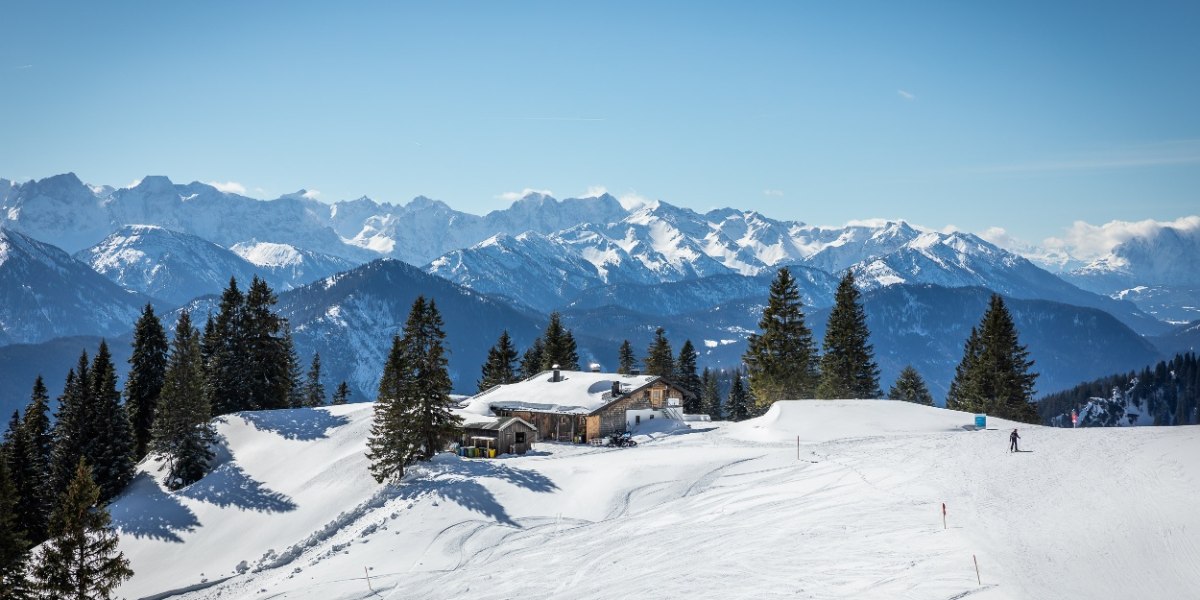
[973,554,981,585]
[365,566,373,592]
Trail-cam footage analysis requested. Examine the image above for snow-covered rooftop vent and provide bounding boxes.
[552,364,561,382]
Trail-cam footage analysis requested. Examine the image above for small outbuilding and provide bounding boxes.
[460,416,538,456]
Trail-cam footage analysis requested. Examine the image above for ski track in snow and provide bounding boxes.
[111,401,1200,600]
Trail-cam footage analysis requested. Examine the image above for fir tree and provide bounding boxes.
[478,330,518,392]
[676,340,702,413]
[727,370,751,422]
[243,276,291,411]
[32,460,132,599]
[0,458,32,599]
[946,294,1039,423]
[743,267,818,409]
[700,368,723,420]
[150,311,215,490]
[518,337,545,379]
[816,271,881,399]
[643,327,675,378]
[18,377,53,544]
[284,326,305,409]
[331,381,351,406]
[540,313,579,371]
[303,353,327,407]
[617,340,636,375]
[366,298,462,482]
[124,303,168,461]
[888,365,934,405]
[87,341,136,503]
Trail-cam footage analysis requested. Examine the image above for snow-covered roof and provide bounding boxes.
[462,370,661,416]
[460,416,535,432]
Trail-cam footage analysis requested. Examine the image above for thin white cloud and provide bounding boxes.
[1042,216,1200,261]
[897,89,916,101]
[497,188,554,201]
[208,181,247,195]
[16,64,33,70]
[125,178,142,189]
[302,189,321,200]
[763,189,784,197]
[617,192,653,211]
[583,185,609,197]
[963,139,1200,175]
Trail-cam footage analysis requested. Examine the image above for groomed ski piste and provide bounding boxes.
[109,400,1200,600]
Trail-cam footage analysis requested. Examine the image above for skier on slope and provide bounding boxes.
[1009,428,1020,452]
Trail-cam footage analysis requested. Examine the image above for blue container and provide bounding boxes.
[974,414,986,429]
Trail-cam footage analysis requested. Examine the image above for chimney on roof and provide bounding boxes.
[611,381,621,397]
[590,363,601,373]
[552,364,560,382]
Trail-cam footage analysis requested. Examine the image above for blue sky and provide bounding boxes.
[1,1,1197,244]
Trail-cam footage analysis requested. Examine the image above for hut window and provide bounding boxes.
[516,432,526,444]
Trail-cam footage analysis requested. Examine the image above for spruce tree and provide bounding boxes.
[676,340,702,413]
[700,368,723,420]
[331,381,351,406]
[51,352,90,499]
[243,276,291,411]
[888,365,934,405]
[946,294,1039,423]
[644,327,675,378]
[303,353,327,407]
[743,267,818,409]
[32,460,133,599]
[17,377,53,545]
[88,341,136,503]
[125,303,168,461]
[816,271,881,399]
[150,311,215,490]
[727,370,751,422]
[366,298,462,482]
[518,337,545,379]
[540,312,580,371]
[205,278,246,415]
[366,335,414,483]
[478,330,518,392]
[0,458,32,599]
[284,326,305,409]
[617,340,636,375]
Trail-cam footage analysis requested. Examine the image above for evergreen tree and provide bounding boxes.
[540,313,580,371]
[204,278,245,415]
[150,311,215,490]
[303,353,327,407]
[888,366,934,406]
[51,352,90,499]
[816,272,881,399]
[366,335,414,483]
[743,267,818,409]
[243,276,291,411]
[124,303,168,461]
[18,377,53,545]
[676,340,702,413]
[946,294,1039,423]
[32,460,133,599]
[0,458,32,599]
[643,327,675,378]
[518,337,545,379]
[366,298,463,482]
[478,330,518,392]
[87,341,136,503]
[700,368,723,420]
[284,326,305,409]
[727,370,751,422]
[331,381,351,406]
[617,340,636,375]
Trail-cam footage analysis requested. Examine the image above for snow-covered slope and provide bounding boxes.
[110,400,1200,600]
[0,228,148,345]
[229,241,355,291]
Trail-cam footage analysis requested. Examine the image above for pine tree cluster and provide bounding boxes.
[1039,352,1199,427]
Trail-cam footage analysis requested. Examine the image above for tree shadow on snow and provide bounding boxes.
[178,462,298,513]
[396,458,558,527]
[238,408,350,441]
[109,473,200,543]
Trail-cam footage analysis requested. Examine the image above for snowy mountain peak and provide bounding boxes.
[134,175,175,192]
